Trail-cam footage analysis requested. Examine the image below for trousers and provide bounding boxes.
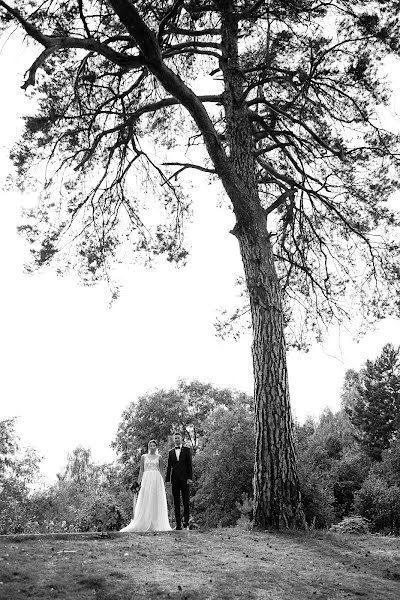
[172,480,189,527]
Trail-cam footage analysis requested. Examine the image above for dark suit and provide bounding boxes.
[166,445,193,528]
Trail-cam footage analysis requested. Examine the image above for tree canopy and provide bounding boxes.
[1,0,400,338]
[112,379,252,462]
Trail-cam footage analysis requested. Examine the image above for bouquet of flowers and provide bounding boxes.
[129,481,141,494]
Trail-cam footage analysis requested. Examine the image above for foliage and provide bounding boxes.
[235,493,254,531]
[352,436,400,533]
[329,516,371,535]
[378,438,400,486]
[294,409,369,527]
[0,1,399,341]
[296,459,336,529]
[345,343,400,460]
[20,447,132,534]
[59,446,96,485]
[0,418,42,534]
[353,474,400,534]
[112,379,251,465]
[330,447,371,520]
[192,403,254,528]
[74,490,126,532]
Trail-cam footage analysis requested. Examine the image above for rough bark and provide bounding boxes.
[238,218,304,528]
[217,1,304,528]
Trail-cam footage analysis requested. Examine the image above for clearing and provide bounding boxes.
[0,529,399,599]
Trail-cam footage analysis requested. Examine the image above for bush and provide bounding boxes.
[235,493,253,530]
[331,448,371,519]
[353,475,400,534]
[297,465,336,528]
[192,404,254,528]
[329,516,370,534]
[74,491,127,532]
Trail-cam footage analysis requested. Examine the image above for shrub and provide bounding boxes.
[331,448,371,519]
[297,465,336,528]
[75,492,126,531]
[329,516,370,534]
[235,493,253,530]
[192,404,254,528]
[353,475,400,534]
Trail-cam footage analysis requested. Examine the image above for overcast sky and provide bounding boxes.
[1,32,400,484]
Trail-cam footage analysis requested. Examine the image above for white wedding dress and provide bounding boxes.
[120,453,171,532]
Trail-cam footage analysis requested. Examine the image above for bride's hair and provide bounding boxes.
[148,439,159,454]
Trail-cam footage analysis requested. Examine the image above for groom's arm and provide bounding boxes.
[186,447,193,482]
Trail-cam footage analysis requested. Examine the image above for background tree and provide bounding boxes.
[26,446,130,532]
[112,380,251,474]
[192,401,254,527]
[0,418,42,534]
[345,343,400,460]
[2,0,400,527]
[58,445,96,485]
[340,369,361,414]
[295,409,370,527]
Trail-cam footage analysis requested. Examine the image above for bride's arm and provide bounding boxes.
[137,455,145,484]
[158,455,164,478]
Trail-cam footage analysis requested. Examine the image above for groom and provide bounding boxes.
[166,432,193,530]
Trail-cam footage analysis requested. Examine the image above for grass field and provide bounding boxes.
[0,529,399,599]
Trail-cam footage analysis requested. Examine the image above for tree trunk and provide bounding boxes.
[234,216,304,529]
[218,1,304,529]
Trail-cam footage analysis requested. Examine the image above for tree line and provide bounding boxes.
[1,344,400,534]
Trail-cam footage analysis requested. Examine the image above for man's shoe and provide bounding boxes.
[174,526,182,530]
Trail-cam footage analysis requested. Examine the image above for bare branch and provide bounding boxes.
[249,104,341,157]
[162,162,216,181]
[254,143,291,156]
[108,0,253,224]
[264,188,296,217]
[256,156,296,187]
[163,47,222,60]
[78,0,91,39]
[239,0,266,19]
[158,0,185,45]
[163,41,221,51]
[165,26,221,37]
[21,47,54,89]
[0,0,144,87]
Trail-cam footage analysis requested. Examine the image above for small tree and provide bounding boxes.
[58,446,96,485]
[0,418,42,534]
[295,409,368,525]
[193,402,254,527]
[346,343,400,460]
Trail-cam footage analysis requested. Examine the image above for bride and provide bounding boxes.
[120,439,171,532]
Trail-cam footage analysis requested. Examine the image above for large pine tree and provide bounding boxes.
[2,1,400,527]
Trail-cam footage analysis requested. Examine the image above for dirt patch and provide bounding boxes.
[0,529,399,599]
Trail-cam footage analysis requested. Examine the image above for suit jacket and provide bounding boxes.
[166,445,193,484]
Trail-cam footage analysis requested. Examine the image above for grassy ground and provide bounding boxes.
[0,529,399,600]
